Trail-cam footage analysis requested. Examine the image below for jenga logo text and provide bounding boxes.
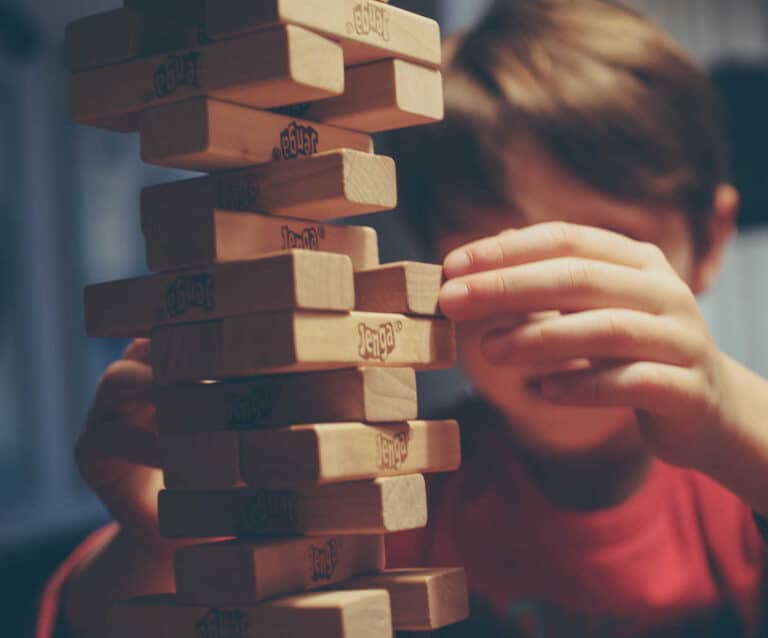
[377,431,409,470]
[240,491,298,533]
[218,176,260,211]
[194,609,249,638]
[309,538,342,581]
[276,121,319,160]
[226,384,279,429]
[164,274,215,318]
[357,321,402,362]
[348,2,390,40]
[152,52,201,99]
[281,224,325,251]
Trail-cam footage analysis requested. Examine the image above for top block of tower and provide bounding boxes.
[206,0,441,68]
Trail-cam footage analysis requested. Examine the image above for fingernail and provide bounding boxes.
[444,250,472,276]
[440,281,470,303]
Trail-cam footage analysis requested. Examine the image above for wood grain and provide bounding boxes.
[174,536,384,604]
[151,311,456,383]
[85,250,354,338]
[140,149,396,224]
[206,0,441,68]
[155,368,417,435]
[144,209,379,273]
[337,568,469,631]
[107,591,392,638]
[70,25,343,129]
[161,431,244,489]
[355,261,443,316]
[158,475,427,537]
[140,97,373,172]
[160,420,460,489]
[303,59,443,132]
[240,420,461,487]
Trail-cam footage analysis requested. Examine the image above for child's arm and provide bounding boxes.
[62,339,181,638]
[439,221,768,516]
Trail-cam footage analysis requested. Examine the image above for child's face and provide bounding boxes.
[436,141,704,456]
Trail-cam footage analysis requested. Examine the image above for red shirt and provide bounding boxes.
[41,400,767,637]
[388,400,767,637]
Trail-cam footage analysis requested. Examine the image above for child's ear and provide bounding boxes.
[690,184,739,295]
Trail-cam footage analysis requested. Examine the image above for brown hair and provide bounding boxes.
[395,0,730,256]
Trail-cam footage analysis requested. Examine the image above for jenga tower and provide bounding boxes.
[69,1,470,635]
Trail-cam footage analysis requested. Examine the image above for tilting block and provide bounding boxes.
[143,209,380,273]
[174,536,384,604]
[151,311,456,383]
[85,251,353,338]
[302,59,444,132]
[158,475,427,537]
[70,25,343,129]
[156,368,418,435]
[161,431,243,489]
[355,261,443,316]
[66,9,199,72]
[141,149,396,224]
[338,568,469,631]
[207,0,441,68]
[240,420,461,487]
[123,0,206,27]
[140,97,373,171]
[108,591,392,638]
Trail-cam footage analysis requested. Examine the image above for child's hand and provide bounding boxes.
[439,222,731,471]
[75,338,165,546]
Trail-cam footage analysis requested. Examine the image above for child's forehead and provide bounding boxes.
[446,141,674,244]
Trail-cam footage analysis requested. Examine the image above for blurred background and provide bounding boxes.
[2,0,768,632]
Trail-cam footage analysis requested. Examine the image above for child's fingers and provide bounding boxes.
[538,361,705,414]
[124,338,151,364]
[481,309,704,367]
[440,258,688,321]
[443,222,670,279]
[76,418,162,473]
[88,359,154,421]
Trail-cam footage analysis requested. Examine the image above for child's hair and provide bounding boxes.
[395,0,730,257]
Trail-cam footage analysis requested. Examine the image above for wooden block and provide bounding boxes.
[161,431,243,489]
[124,0,206,27]
[151,311,456,383]
[70,25,344,130]
[206,0,441,68]
[144,209,379,273]
[141,149,396,225]
[65,9,199,72]
[107,591,392,638]
[162,420,459,489]
[337,568,469,631]
[140,97,373,172]
[241,420,461,487]
[303,59,444,132]
[156,368,418,435]
[174,536,384,604]
[158,475,427,537]
[355,261,443,316]
[84,251,353,338]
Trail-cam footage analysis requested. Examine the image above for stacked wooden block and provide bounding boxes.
[70,0,469,635]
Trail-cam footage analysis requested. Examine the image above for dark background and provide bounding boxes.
[2,0,768,634]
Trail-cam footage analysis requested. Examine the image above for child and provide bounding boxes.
[43,1,768,636]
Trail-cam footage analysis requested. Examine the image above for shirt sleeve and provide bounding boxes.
[36,524,118,638]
